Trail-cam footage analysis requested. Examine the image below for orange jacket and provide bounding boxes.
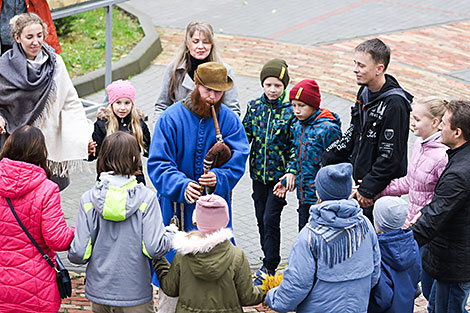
[0,0,61,53]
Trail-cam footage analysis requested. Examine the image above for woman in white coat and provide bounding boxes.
[0,13,92,190]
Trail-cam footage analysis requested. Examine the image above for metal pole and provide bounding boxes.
[105,5,113,87]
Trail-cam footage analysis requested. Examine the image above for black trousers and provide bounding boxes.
[252,180,287,273]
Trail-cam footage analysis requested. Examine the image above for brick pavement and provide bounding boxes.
[58,273,470,312]
[154,20,470,103]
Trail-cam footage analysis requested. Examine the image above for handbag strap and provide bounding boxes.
[6,197,57,271]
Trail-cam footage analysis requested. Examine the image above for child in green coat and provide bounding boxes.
[153,194,264,312]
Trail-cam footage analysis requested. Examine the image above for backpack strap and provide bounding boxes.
[6,197,58,272]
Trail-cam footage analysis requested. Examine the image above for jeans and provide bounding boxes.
[297,203,311,231]
[252,180,287,272]
[419,246,434,300]
[428,280,470,313]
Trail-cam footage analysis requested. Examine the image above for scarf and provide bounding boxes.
[308,199,370,268]
[0,42,56,135]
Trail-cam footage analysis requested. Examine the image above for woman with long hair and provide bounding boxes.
[0,12,92,190]
[0,125,75,313]
[153,21,240,124]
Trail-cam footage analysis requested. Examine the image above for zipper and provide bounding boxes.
[263,109,273,184]
[299,124,306,204]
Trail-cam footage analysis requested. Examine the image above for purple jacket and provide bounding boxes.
[380,133,447,223]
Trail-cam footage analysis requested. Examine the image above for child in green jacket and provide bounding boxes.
[153,195,264,313]
[242,59,297,285]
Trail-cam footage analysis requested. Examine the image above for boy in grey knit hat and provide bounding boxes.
[369,196,421,312]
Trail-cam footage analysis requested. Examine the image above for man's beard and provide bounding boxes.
[191,88,223,118]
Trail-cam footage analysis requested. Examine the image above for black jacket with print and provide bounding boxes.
[321,74,413,199]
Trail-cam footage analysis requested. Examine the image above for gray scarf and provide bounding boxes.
[0,41,56,135]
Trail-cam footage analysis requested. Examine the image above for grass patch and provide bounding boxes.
[55,7,143,79]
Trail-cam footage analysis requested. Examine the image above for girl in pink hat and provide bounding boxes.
[88,80,151,184]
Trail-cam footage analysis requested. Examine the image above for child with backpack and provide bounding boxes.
[69,131,174,313]
[88,79,151,184]
[274,79,342,231]
[153,194,265,312]
[266,163,380,313]
[368,196,421,313]
[242,59,297,284]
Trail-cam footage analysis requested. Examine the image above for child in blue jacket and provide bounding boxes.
[274,79,342,230]
[266,163,380,313]
[242,59,296,284]
[368,196,421,313]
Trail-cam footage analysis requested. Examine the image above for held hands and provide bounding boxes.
[0,116,6,135]
[88,139,97,156]
[350,180,373,207]
[273,173,296,198]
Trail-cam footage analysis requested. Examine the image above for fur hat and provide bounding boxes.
[315,163,353,201]
[260,59,290,89]
[373,196,408,233]
[195,194,229,235]
[106,80,136,105]
[194,62,233,91]
[289,79,321,110]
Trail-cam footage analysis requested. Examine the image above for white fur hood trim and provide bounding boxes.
[173,228,233,255]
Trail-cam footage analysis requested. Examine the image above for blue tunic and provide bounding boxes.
[148,101,249,269]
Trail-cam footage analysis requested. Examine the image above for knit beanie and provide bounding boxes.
[106,80,136,105]
[315,163,353,201]
[373,196,408,233]
[195,194,229,235]
[289,79,321,110]
[260,59,290,89]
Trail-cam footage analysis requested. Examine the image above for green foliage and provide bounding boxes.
[55,7,143,78]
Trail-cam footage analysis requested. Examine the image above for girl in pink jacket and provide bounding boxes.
[379,97,448,226]
[0,125,75,313]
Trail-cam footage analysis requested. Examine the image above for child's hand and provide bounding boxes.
[165,224,179,233]
[88,139,97,156]
[273,182,287,198]
[279,173,296,191]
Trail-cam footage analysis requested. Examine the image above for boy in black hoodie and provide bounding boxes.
[321,38,413,221]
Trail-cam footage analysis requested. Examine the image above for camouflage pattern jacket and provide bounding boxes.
[289,108,342,205]
[243,91,297,184]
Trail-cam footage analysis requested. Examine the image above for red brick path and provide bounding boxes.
[154,21,470,103]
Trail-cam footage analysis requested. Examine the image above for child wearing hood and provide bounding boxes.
[368,196,421,313]
[69,131,174,313]
[152,194,265,312]
[266,163,380,313]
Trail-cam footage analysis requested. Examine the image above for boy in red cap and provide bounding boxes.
[274,79,342,230]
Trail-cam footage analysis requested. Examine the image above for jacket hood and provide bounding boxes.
[88,172,143,221]
[173,228,234,281]
[378,229,419,271]
[309,198,363,228]
[303,108,341,128]
[0,158,47,198]
[363,74,413,108]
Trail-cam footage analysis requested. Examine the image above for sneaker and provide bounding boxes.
[253,265,268,286]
